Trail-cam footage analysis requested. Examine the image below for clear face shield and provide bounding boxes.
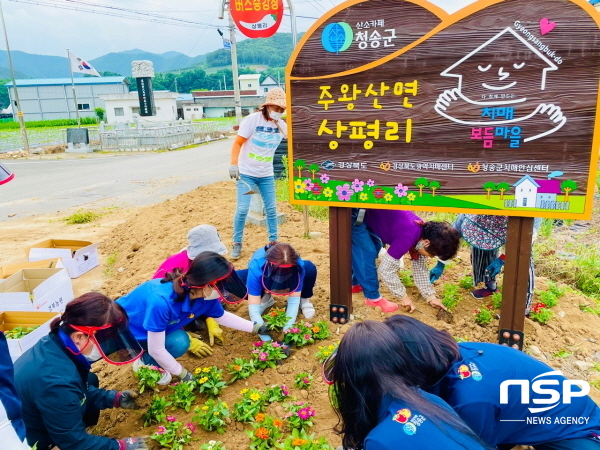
[69,322,144,365]
[182,263,248,304]
[262,262,302,296]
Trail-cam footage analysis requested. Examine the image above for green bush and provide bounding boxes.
[0,117,97,129]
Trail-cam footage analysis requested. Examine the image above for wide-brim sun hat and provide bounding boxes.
[260,87,286,110]
[186,225,228,259]
[457,214,509,251]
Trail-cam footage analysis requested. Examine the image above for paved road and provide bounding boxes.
[0,139,232,221]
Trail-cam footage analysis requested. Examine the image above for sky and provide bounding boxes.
[1,0,476,60]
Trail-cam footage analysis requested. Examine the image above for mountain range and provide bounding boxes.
[0,48,207,79]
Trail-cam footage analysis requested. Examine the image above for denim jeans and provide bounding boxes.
[236,261,317,299]
[351,209,383,300]
[233,174,278,244]
[139,328,190,367]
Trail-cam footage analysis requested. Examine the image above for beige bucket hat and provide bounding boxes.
[260,87,286,109]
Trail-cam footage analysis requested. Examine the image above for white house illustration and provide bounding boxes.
[434,27,567,142]
[513,174,562,208]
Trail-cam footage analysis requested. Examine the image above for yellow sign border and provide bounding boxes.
[285,0,600,220]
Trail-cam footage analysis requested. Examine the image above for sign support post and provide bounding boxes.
[328,207,352,324]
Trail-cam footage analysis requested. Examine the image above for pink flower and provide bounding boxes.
[254,341,264,347]
[166,416,176,422]
[336,184,354,201]
[304,322,311,327]
[259,352,268,361]
[303,178,314,191]
[285,412,293,418]
[252,349,260,354]
[281,385,289,396]
[367,179,375,187]
[290,327,301,334]
[351,179,364,192]
[293,401,305,406]
[186,423,196,433]
[156,426,166,435]
[271,342,281,348]
[298,407,314,420]
[394,183,408,197]
[303,378,310,384]
[304,334,311,340]
[320,173,330,184]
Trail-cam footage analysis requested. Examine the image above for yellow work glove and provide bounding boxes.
[186,332,213,358]
[206,318,225,346]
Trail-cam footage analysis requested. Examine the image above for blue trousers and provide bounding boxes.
[139,328,190,366]
[350,209,383,300]
[236,260,317,299]
[233,174,278,243]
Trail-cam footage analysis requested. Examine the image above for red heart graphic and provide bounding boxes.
[540,17,556,35]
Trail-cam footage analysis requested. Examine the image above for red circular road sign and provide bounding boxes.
[230,0,284,39]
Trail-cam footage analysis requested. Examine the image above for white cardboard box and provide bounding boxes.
[0,258,64,279]
[0,268,74,313]
[0,311,58,362]
[27,239,99,278]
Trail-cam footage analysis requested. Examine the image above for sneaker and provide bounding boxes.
[231,243,242,259]
[365,297,399,313]
[351,285,364,293]
[471,288,497,299]
[300,298,316,319]
[260,293,275,313]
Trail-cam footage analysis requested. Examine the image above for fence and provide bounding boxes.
[97,119,235,151]
[504,199,570,210]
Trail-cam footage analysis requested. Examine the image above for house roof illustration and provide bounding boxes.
[536,179,562,194]
[440,27,558,91]
[513,174,541,188]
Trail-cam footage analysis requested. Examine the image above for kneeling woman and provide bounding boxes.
[117,251,269,384]
[324,321,488,450]
[245,242,317,340]
[14,293,147,450]
[385,315,600,450]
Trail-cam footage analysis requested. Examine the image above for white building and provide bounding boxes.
[99,91,179,124]
[5,77,129,122]
[513,175,539,208]
[260,75,281,94]
[238,74,261,92]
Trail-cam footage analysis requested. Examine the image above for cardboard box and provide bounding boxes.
[0,311,58,362]
[0,268,74,313]
[0,258,64,279]
[27,239,99,278]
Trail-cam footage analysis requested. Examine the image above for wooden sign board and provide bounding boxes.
[286,0,600,219]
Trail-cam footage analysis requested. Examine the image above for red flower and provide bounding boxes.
[312,183,323,195]
[374,187,385,199]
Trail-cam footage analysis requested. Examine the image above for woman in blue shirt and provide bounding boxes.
[117,251,270,385]
[245,243,317,341]
[323,321,488,450]
[385,315,600,450]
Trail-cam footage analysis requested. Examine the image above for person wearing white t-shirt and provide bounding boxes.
[229,87,287,259]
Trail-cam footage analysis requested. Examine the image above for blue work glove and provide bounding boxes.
[248,303,272,341]
[429,261,446,283]
[283,296,301,331]
[485,256,505,279]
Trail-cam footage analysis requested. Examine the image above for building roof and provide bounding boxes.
[260,75,279,86]
[192,90,259,98]
[238,74,261,80]
[536,179,562,194]
[177,93,194,101]
[192,96,264,108]
[5,77,129,87]
[99,92,178,101]
[513,174,540,188]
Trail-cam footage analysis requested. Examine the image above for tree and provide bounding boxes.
[414,177,429,197]
[429,180,441,197]
[94,107,105,122]
[496,181,511,200]
[308,164,319,179]
[483,182,497,199]
[560,180,577,201]
[295,160,305,178]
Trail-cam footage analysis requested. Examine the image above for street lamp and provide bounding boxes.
[0,0,29,152]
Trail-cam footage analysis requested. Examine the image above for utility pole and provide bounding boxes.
[223,74,227,91]
[0,0,29,151]
[228,8,242,123]
[174,77,178,93]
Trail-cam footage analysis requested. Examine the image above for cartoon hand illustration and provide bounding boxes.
[434,88,461,112]
[524,103,567,142]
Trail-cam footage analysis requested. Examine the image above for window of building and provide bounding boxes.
[264,87,269,93]
[132,107,140,114]
[186,108,191,111]
[77,103,90,111]
[194,108,199,111]
[114,107,124,116]
[248,84,252,87]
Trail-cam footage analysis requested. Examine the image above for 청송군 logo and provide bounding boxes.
[321,22,353,53]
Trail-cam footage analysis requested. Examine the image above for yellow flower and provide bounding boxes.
[214,411,220,416]
[384,193,393,202]
[249,393,261,402]
[294,180,305,194]
[199,377,208,384]
[323,187,333,198]
[222,402,228,408]
[359,192,368,201]
[202,406,209,411]
[194,368,202,374]
[240,388,249,394]
[328,345,336,350]
[407,192,416,202]
[202,367,211,373]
